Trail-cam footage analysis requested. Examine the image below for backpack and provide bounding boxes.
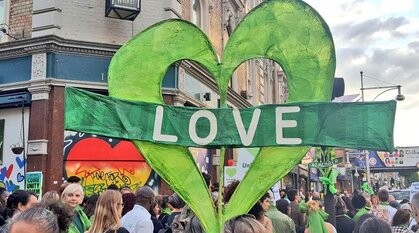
[170,207,197,233]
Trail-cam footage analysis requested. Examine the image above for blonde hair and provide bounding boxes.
[88,190,122,233]
[61,183,84,199]
[306,200,321,212]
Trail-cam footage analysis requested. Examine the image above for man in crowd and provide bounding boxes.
[121,186,155,233]
[411,191,419,233]
[375,189,397,224]
[287,189,306,233]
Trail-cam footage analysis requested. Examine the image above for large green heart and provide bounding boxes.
[108,0,335,232]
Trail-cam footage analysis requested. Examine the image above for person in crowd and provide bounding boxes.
[265,192,296,233]
[409,192,419,233]
[222,214,267,233]
[87,190,129,233]
[120,187,133,195]
[61,183,91,233]
[400,203,417,231]
[42,191,60,204]
[157,195,171,224]
[223,180,240,205]
[389,194,401,209]
[299,200,336,233]
[121,186,154,233]
[67,176,81,184]
[342,195,356,218]
[287,189,305,233]
[163,193,185,231]
[148,200,163,233]
[0,188,9,207]
[3,190,38,220]
[275,199,290,215]
[391,209,414,233]
[352,194,369,222]
[107,184,119,191]
[335,196,355,233]
[375,189,397,224]
[248,193,273,233]
[400,199,411,205]
[8,207,64,233]
[358,217,391,233]
[299,187,305,201]
[370,195,380,212]
[83,194,99,219]
[353,214,375,233]
[121,193,136,217]
[280,190,287,199]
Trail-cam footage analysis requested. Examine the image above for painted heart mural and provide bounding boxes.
[64,0,396,232]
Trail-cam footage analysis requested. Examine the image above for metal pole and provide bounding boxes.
[365,150,371,186]
[360,71,364,102]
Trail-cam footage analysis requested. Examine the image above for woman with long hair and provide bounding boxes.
[87,190,128,233]
[61,183,91,233]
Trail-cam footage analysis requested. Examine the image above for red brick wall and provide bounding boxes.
[9,0,32,39]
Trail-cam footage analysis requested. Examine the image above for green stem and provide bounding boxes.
[217,147,226,231]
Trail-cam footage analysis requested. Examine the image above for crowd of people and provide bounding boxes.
[0,175,418,233]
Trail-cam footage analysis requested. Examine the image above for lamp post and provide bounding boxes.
[359,71,405,186]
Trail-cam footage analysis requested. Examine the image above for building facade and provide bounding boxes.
[0,0,288,194]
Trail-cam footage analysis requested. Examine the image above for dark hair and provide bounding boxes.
[399,199,410,205]
[107,184,119,190]
[83,194,99,218]
[377,189,389,202]
[260,193,270,203]
[67,176,81,183]
[148,200,159,217]
[37,200,73,232]
[158,195,170,209]
[202,172,211,188]
[122,193,136,216]
[352,194,366,209]
[287,189,298,202]
[335,196,347,215]
[353,214,375,233]
[168,193,185,209]
[359,217,391,233]
[0,187,7,196]
[4,190,36,219]
[276,199,289,215]
[342,196,355,214]
[223,180,240,204]
[248,202,264,220]
[392,209,411,226]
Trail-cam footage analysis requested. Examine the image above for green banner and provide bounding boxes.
[308,157,343,169]
[65,87,396,151]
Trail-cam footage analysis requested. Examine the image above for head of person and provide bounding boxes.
[107,184,119,190]
[358,217,391,233]
[280,189,286,198]
[342,196,355,213]
[259,193,270,212]
[41,191,60,204]
[158,195,170,210]
[8,207,61,233]
[392,209,411,227]
[248,193,270,220]
[377,189,389,202]
[6,190,38,218]
[371,195,379,206]
[66,176,81,184]
[120,186,133,194]
[83,194,99,218]
[122,192,136,216]
[0,187,10,206]
[61,183,84,209]
[202,172,212,191]
[352,194,366,210]
[89,190,123,233]
[222,215,266,233]
[287,189,299,202]
[223,180,240,204]
[335,196,348,215]
[136,186,155,210]
[410,192,419,220]
[168,193,185,210]
[353,214,375,233]
[149,200,161,217]
[276,199,289,215]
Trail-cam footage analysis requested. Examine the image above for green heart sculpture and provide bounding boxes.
[108,0,334,232]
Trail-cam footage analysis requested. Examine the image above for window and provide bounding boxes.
[192,0,201,26]
[0,0,5,24]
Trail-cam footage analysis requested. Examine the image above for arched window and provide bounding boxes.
[192,0,201,26]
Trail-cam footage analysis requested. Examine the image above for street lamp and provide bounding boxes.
[359,71,405,186]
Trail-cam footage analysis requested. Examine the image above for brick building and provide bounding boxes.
[0,0,288,194]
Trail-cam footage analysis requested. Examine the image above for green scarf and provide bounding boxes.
[299,201,329,233]
[353,207,369,222]
[320,169,338,194]
[161,207,172,215]
[380,202,389,206]
[361,183,374,195]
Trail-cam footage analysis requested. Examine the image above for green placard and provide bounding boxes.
[308,157,343,169]
[25,172,43,197]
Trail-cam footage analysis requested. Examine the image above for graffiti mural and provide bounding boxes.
[64,131,159,196]
[0,156,24,192]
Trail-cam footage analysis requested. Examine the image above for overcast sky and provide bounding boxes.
[303,0,419,147]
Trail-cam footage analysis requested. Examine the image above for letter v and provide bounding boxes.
[232,108,261,146]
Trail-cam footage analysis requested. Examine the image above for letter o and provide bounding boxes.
[189,110,217,145]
